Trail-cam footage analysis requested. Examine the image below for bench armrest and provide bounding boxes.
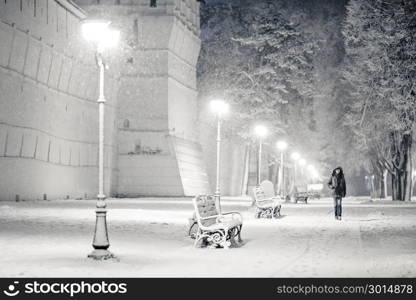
[198,212,243,225]
[256,198,282,207]
[196,214,222,229]
[270,196,284,203]
[200,215,221,221]
[218,211,243,222]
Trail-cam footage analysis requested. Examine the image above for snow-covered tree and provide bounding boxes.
[341,0,416,200]
[198,0,320,139]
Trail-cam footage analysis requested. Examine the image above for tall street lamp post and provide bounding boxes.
[254,125,269,186]
[82,20,119,260]
[298,158,306,187]
[276,140,288,197]
[210,99,229,214]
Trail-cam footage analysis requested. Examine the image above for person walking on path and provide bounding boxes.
[327,167,346,220]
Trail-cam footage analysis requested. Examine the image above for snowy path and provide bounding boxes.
[0,197,415,277]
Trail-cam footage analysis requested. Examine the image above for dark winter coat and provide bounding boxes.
[327,167,346,197]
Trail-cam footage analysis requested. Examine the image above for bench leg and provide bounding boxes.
[273,205,281,218]
[194,229,202,248]
[220,229,230,249]
[228,228,238,248]
[237,225,243,243]
[188,221,198,239]
[228,226,243,247]
[194,230,211,248]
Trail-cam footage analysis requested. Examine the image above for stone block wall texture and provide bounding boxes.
[0,0,119,201]
[76,0,210,197]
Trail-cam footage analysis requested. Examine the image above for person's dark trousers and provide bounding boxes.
[334,196,342,217]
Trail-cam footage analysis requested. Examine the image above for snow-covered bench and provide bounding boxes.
[294,191,309,204]
[252,186,282,218]
[191,195,243,248]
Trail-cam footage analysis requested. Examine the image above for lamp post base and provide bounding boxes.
[89,199,114,260]
[88,249,115,260]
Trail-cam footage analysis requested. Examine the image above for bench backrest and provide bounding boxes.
[253,186,268,203]
[260,180,275,198]
[192,195,219,227]
[296,186,307,193]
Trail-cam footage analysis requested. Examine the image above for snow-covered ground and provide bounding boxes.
[0,197,415,277]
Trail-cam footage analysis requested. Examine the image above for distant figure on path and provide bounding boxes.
[327,167,346,220]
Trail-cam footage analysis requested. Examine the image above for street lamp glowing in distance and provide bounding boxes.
[311,169,320,179]
[307,164,320,179]
[276,140,288,151]
[276,140,288,197]
[299,158,306,166]
[81,20,120,52]
[291,152,301,161]
[254,125,269,138]
[210,99,230,117]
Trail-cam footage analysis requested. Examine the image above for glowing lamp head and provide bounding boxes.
[311,169,320,179]
[299,158,306,166]
[307,165,320,179]
[291,152,301,161]
[276,140,288,151]
[254,125,269,138]
[81,20,120,51]
[210,99,229,117]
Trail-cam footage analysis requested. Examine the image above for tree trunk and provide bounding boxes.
[391,172,398,200]
[390,132,412,201]
[374,174,382,199]
[374,168,388,199]
[382,169,388,199]
[405,147,412,201]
